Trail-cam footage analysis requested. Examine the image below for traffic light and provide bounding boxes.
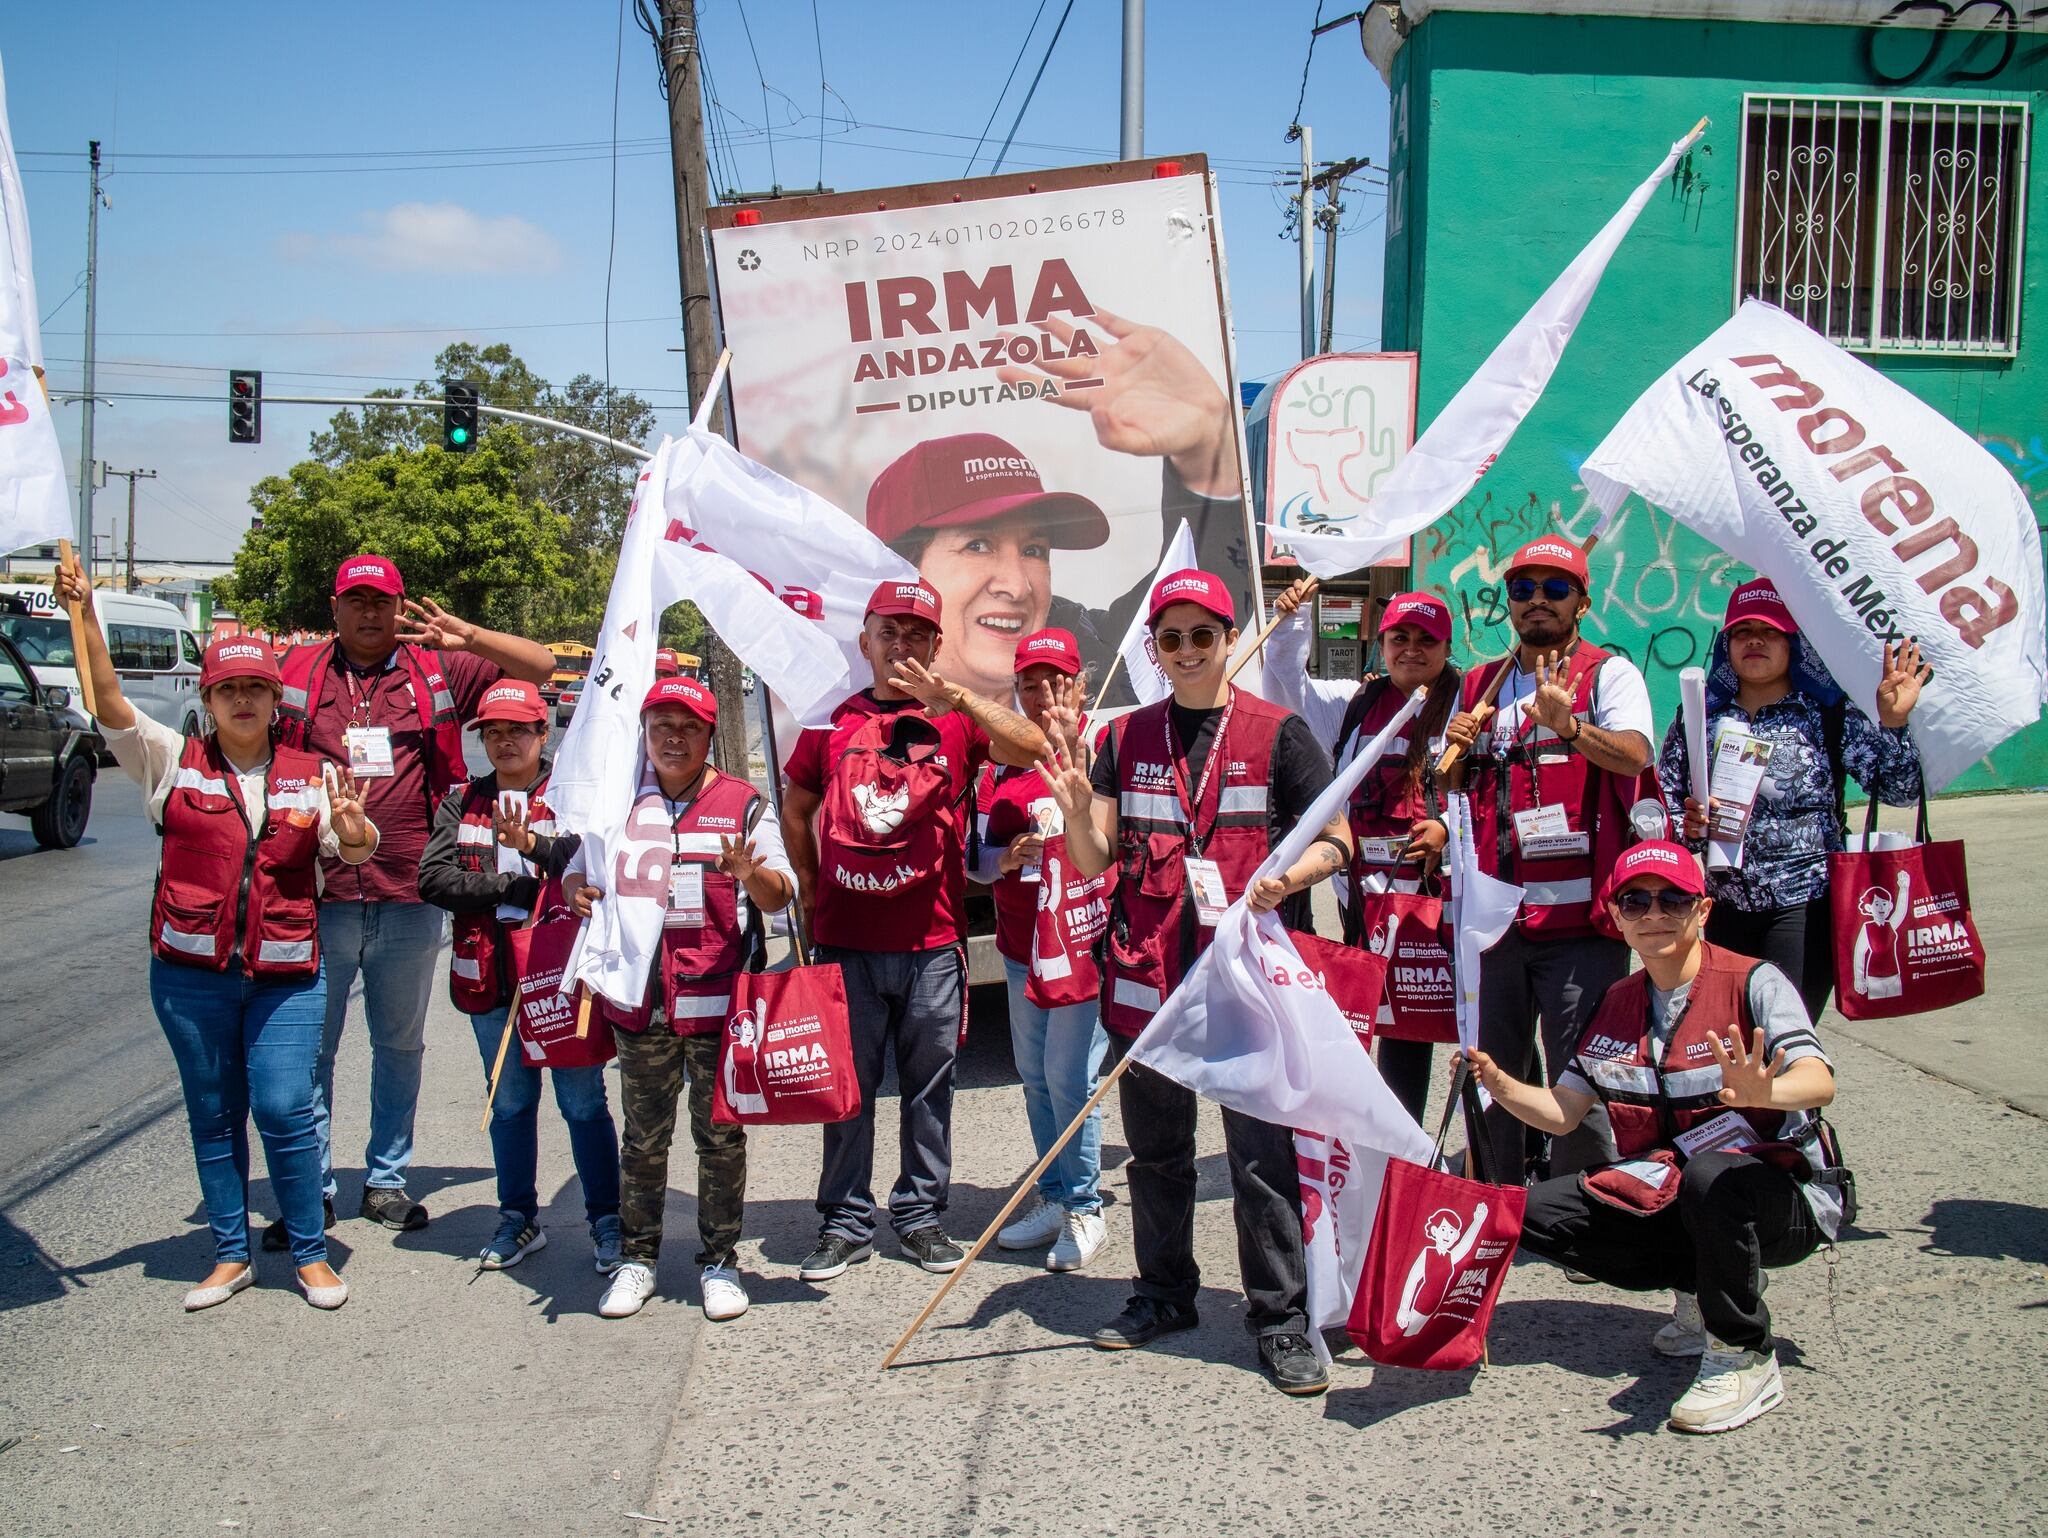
[228,369,261,444]
[443,380,481,452]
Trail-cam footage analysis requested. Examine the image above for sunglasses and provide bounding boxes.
[1508,577,1583,603]
[1154,625,1223,655]
[1612,888,1702,920]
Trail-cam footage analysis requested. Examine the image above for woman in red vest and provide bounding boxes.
[60,563,375,1313]
[1267,580,1464,1120]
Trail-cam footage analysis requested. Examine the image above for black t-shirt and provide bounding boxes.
[1091,703,1334,831]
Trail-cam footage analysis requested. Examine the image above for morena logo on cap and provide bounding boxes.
[344,562,386,581]
[961,454,1035,480]
[1160,577,1207,597]
[219,642,266,662]
[1634,845,1682,868]
[1523,541,1577,564]
[1389,597,1443,619]
[483,684,524,705]
[1022,635,1065,652]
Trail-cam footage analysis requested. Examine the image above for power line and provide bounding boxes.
[810,0,828,188]
[604,0,627,456]
[991,0,1079,176]
[41,315,680,341]
[731,0,780,190]
[1290,2,1327,133]
[965,1,1048,177]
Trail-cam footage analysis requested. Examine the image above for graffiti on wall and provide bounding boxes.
[1861,2,2048,87]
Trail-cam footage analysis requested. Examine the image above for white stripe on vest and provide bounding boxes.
[456,824,494,846]
[1217,785,1268,814]
[170,766,229,798]
[257,939,314,965]
[1582,1059,1660,1096]
[451,956,484,981]
[158,923,217,958]
[1118,791,1183,823]
[1112,977,1161,1012]
[1662,1065,1727,1099]
[668,992,731,1019]
[1524,877,1593,906]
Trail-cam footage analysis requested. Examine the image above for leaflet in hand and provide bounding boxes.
[1704,726,1774,871]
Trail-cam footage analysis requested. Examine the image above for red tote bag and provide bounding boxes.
[1024,842,1112,1011]
[1349,1073,1525,1371]
[711,962,862,1126]
[1289,930,1387,1049]
[1358,890,1457,1043]
[504,904,616,1070]
[1830,792,1985,1021]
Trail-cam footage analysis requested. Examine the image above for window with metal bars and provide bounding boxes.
[1737,94,2030,356]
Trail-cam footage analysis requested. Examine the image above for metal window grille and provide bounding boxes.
[1738,94,2029,356]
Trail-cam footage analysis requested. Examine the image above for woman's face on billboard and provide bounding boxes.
[916,513,1054,698]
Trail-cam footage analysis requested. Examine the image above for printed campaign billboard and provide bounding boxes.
[705,157,1261,709]
[1257,352,1418,567]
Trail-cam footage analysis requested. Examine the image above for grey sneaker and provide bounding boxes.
[592,1216,625,1274]
[1669,1341,1785,1434]
[359,1187,429,1231]
[1652,1291,1709,1356]
[478,1216,546,1270]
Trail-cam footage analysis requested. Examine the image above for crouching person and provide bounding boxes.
[574,677,795,1323]
[1458,840,1845,1434]
[418,680,621,1274]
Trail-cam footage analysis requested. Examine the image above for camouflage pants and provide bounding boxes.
[615,1028,746,1267]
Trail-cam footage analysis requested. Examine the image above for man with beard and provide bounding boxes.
[1443,537,1657,1186]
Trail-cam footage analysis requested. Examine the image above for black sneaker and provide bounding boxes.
[359,1187,429,1231]
[899,1227,965,1274]
[798,1235,873,1282]
[261,1197,337,1252]
[1091,1296,1199,1350]
[1258,1331,1329,1396]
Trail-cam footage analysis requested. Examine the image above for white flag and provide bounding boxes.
[0,57,42,371]
[1109,518,1197,706]
[1283,122,1707,580]
[1581,301,2045,790]
[0,56,70,556]
[1295,1128,1389,1354]
[1441,792,1524,1052]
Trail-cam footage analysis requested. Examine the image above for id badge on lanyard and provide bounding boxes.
[342,670,397,777]
[1512,804,1587,858]
[1166,698,1234,927]
[662,792,706,927]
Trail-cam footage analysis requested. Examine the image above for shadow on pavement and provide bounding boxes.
[1322,1359,1478,1428]
[1919,1197,2048,1265]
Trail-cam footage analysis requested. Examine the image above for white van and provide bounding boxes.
[0,584,205,735]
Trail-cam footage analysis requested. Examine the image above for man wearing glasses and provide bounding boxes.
[1041,568,1354,1397]
[1443,537,1658,1185]
[1457,840,1843,1435]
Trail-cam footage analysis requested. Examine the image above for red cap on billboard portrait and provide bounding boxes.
[1600,839,1707,907]
[1377,591,1452,644]
[1013,627,1082,677]
[1722,577,1798,635]
[1147,568,1235,627]
[333,554,405,596]
[866,433,1109,550]
[200,636,284,691]
[654,648,682,678]
[469,680,547,727]
[641,675,717,723]
[865,577,944,627]
[1504,537,1590,587]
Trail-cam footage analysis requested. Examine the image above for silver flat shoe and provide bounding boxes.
[297,1272,349,1310]
[183,1266,254,1313]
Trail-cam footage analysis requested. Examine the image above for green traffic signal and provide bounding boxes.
[450,426,470,446]
[442,380,482,453]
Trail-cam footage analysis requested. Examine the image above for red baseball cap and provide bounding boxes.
[1602,839,1707,906]
[866,433,1109,550]
[866,577,944,627]
[1377,591,1452,644]
[1013,627,1082,677]
[1504,537,1590,587]
[470,679,546,727]
[654,648,681,678]
[1147,568,1236,627]
[1723,577,1797,634]
[641,675,717,724]
[200,636,284,690]
[333,554,405,596]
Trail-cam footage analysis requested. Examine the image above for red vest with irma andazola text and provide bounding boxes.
[1333,678,1440,904]
[1102,687,1289,1037]
[150,735,326,978]
[447,774,558,1014]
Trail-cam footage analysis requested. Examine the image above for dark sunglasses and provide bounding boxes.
[1154,625,1223,655]
[1508,576,1583,603]
[1612,888,1702,920]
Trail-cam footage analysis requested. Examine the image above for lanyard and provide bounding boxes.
[660,766,710,910]
[1163,693,1234,856]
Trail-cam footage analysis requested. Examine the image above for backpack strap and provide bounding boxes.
[1822,696,1849,840]
[740,792,769,973]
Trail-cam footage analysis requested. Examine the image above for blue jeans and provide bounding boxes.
[468,1009,621,1226]
[150,956,329,1268]
[313,900,445,1196]
[1002,957,1107,1214]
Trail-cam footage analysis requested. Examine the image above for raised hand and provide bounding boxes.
[1273,577,1316,619]
[717,835,763,882]
[1034,735,1095,830]
[1707,1029,1786,1110]
[323,763,371,848]
[494,796,536,854]
[1523,650,1579,736]
[888,655,958,716]
[55,552,93,616]
[397,596,478,652]
[1444,705,1493,750]
[1875,637,1932,728]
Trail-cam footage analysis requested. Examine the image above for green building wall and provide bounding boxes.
[1382,9,2047,792]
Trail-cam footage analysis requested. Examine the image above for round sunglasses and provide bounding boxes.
[1154,625,1223,655]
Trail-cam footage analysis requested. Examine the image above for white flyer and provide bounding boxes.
[1704,725,1775,871]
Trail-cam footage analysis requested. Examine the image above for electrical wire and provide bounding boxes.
[990,0,1076,177]
[604,0,626,461]
[731,0,779,189]
[964,1,1047,177]
[1290,2,1327,133]
[810,0,828,188]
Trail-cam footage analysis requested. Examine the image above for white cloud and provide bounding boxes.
[281,203,564,276]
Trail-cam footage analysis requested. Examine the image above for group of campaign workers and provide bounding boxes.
[70,527,1928,1432]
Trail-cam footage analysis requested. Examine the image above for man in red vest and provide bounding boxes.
[267,554,553,1247]
[1443,537,1657,1185]
[780,578,1050,1283]
[1043,568,1353,1397]
[1458,841,1844,1435]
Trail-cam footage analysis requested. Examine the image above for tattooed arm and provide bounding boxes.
[1247,812,1353,913]
[889,657,1050,767]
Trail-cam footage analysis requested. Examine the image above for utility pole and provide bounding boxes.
[76,142,104,579]
[1120,0,1144,160]
[656,0,749,779]
[103,466,157,591]
[1289,125,1315,359]
[1309,156,1371,356]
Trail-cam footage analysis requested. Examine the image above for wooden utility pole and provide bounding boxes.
[103,466,157,592]
[1311,156,1371,357]
[656,0,750,779]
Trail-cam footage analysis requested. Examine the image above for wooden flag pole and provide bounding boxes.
[1087,654,1125,716]
[881,1050,1140,1370]
[1432,656,1510,777]
[54,542,98,718]
[480,1017,517,1132]
[1226,576,1317,684]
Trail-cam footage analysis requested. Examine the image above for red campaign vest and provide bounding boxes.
[447,775,559,1014]
[151,735,326,978]
[1102,687,1289,1037]
[1458,644,1648,940]
[975,762,1043,966]
[1571,942,1800,1214]
[1333,682,1433,903]
[276,640,468,808]
[600,771,763,1038]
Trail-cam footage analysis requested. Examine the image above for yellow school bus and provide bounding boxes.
[542,641,593,704]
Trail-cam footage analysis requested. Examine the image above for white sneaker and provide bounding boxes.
[701,1264,750,1322]
[1652,1291,1709,1356]
[1668,1340,1784,1434]
[1046,1210,1107,1273]
[998,1199,1065,1252]
[598,1262,657,1319]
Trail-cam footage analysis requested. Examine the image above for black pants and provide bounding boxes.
[1708,895,1835,1026]
[1376,1037,1435,1125]
[1520,1149,1824,1351]
[1108,1036,1308,1336]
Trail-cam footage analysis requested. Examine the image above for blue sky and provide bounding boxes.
[5,2,1390,562]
